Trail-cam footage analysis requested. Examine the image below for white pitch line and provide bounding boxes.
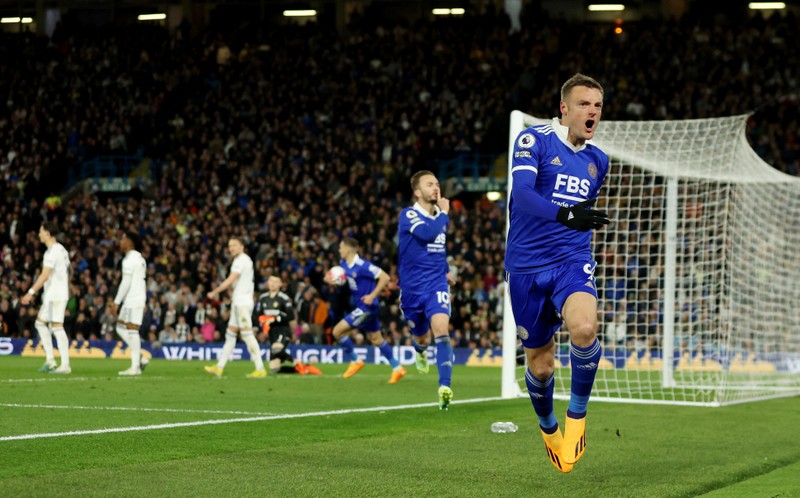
[0,403,276,416]
[0,396,507,442]
[0,377,91,383]
[0,376,169,383]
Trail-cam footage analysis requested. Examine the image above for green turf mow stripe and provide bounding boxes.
[0,396,506,442]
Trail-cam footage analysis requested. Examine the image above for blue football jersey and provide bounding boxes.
[398,202,450,294]
[341,255,382,310]
[505,118,609,272]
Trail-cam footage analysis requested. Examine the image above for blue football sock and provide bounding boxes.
[525,369,557,432]
[338,336,359,363]
[378,340,400,369]
[412,339,428,354]
[434,336,453,388]
[568,339,602,418]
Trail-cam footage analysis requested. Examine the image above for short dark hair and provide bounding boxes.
[341,237,359,251]
[561,73,604,102]
[40,220,59,237]
[410,170,436,192]
[125,230,142,251]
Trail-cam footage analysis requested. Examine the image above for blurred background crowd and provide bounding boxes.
[0,2,797,352]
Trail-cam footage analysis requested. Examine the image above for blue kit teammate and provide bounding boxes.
[326,237,406,384]
[398,170,456,410]
[506,74,610,472]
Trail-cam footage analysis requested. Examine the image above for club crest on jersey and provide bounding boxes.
[587,163,598,179]
[517,133,535,149]
[517,326,529,340]
[273,301,279,307]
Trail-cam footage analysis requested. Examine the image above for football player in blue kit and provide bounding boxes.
[505,74,611,472]
[325,237,406,384]
[397,170,456,410]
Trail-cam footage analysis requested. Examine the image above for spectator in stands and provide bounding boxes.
[3,7,799,359]
[0,312,8,337]
[175,315,190,343]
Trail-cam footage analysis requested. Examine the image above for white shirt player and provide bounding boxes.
[41,242,70,302]
[230,252,255,306]
[114,250,147,307]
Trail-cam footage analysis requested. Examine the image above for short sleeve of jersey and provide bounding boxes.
[365,263,381,279]
[43,249,56,269]
[231,256,245,275]
[121,256,133,276]
[512,129,545,175]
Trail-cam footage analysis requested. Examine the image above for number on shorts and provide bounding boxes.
[583,262,597,282]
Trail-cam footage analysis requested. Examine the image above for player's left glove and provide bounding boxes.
[556,198,610,232]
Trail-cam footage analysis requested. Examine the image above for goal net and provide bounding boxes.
[502,111,800,406]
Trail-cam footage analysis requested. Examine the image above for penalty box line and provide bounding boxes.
[0,396,506,442]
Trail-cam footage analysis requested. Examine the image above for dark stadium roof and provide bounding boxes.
[0,0,789,26]
[0,0,322,11]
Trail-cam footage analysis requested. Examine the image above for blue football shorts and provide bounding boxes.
[344,305,381,333]
[507,259,598,349]
[399,289,451,337]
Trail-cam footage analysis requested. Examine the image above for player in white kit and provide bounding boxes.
[109,231,150,375]
[204,236,267,378]
[20,221,72,374]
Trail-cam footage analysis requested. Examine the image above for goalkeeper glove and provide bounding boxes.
[258,315,273,333]
[556,198,610,231]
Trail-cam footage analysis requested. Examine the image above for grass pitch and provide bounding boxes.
[1,356,798,497]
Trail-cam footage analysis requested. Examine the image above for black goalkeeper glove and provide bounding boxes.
[556,198,610,232]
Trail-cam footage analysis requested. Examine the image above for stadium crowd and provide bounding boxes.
[0,5,798,351]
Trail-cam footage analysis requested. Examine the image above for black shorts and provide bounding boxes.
[268,327,292,347]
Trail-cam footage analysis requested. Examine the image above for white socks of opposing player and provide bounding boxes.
[35,322,55,363]
[217,330,238,369]
[241,330,265,371]
[51,327,70,368]
[128,331,141,369]
[36,322,70,367]
[214,329,264,371]
[117,324,141,369]
[116,324,131,346]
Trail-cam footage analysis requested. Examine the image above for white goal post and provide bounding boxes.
[502,110,800,406]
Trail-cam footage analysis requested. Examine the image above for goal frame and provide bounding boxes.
[501,110,800,406]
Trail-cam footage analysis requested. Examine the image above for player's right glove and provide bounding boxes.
[258,315,274,333]
[556,198,610,231]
